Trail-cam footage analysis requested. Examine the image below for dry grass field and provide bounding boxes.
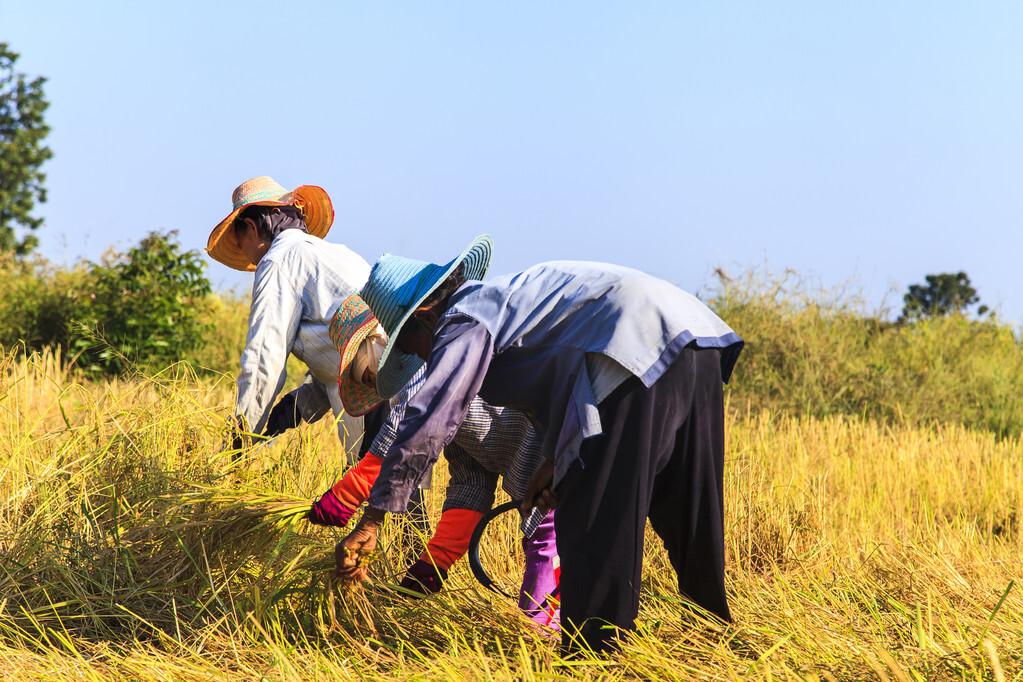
[0,348,1020,680]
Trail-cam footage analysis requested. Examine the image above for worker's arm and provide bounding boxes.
[307,369,427,526]
[235,256,303,435]
[337,316,495,581]
[400,441,498,594]
[399,508,484,593]
[307,451,383,526]
[262,375,332,438]
[366,315,495,513]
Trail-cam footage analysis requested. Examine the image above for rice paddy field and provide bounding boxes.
[0,344,1019,681]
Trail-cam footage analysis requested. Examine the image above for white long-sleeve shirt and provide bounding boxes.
[235,230,370,438]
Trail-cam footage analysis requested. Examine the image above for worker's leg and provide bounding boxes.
[555,367,687,652]
[519,510,560,628]
[648,348,731,623]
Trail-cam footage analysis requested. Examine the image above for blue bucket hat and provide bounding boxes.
[360,234,493,399]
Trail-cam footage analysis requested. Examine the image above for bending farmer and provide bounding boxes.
[309,294,559,626]
[336,236,743,652]
[204,176,429,528]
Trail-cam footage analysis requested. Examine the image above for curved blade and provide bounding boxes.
[467,499,520,599]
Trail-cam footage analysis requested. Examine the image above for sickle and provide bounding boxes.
[467,499,520,599]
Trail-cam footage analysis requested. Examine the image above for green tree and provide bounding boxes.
[900,272,989,322]
[74,231,213,376]
[0,43,52,255]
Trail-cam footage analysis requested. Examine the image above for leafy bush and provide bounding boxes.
[187,290,250,375]
[71,231,213,376]
[195,265,1023,438]
[0,231,214,377]
[4,252,1023,438]
[0,253,91,352]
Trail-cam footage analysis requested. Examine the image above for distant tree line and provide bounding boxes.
[900,272,989,323]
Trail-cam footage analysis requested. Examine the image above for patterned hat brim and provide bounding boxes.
[206,184,334,272]
[330,295,386,416]
[339,325,385,416]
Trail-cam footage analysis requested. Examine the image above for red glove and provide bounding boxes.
[419,507,484,570]
[307,452,383,527]
[307,488,356,526]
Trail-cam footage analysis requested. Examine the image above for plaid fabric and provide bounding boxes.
[371,366,545,514]
[367,366,424,458]
[442,441,498,513]
[442,399,545,513]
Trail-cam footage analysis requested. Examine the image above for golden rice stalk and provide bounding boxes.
[158,483,317,568]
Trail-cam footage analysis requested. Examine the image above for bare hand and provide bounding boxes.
[521,456,556,515]
[334,509,384,582]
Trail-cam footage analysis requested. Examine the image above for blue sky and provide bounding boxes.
[4,1,1021,321]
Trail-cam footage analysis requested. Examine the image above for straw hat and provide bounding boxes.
[360,235,493,400]
[328,294,387,416]
[206,176,334,272]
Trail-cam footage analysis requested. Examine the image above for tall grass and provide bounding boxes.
[0,350,1019,679]
[714,271,1023,437]
[8,263,1022,438]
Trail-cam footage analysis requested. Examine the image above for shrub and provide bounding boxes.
[0,253,91,353]
[0,231,214,377]
[188,290,250,375]
[71,231,213,376]
[4,252,1023,438]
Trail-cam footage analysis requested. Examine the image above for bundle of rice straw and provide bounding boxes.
[162,483,384,634]
[164,484,314,556]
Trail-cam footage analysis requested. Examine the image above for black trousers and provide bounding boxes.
[555,346,730,652]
